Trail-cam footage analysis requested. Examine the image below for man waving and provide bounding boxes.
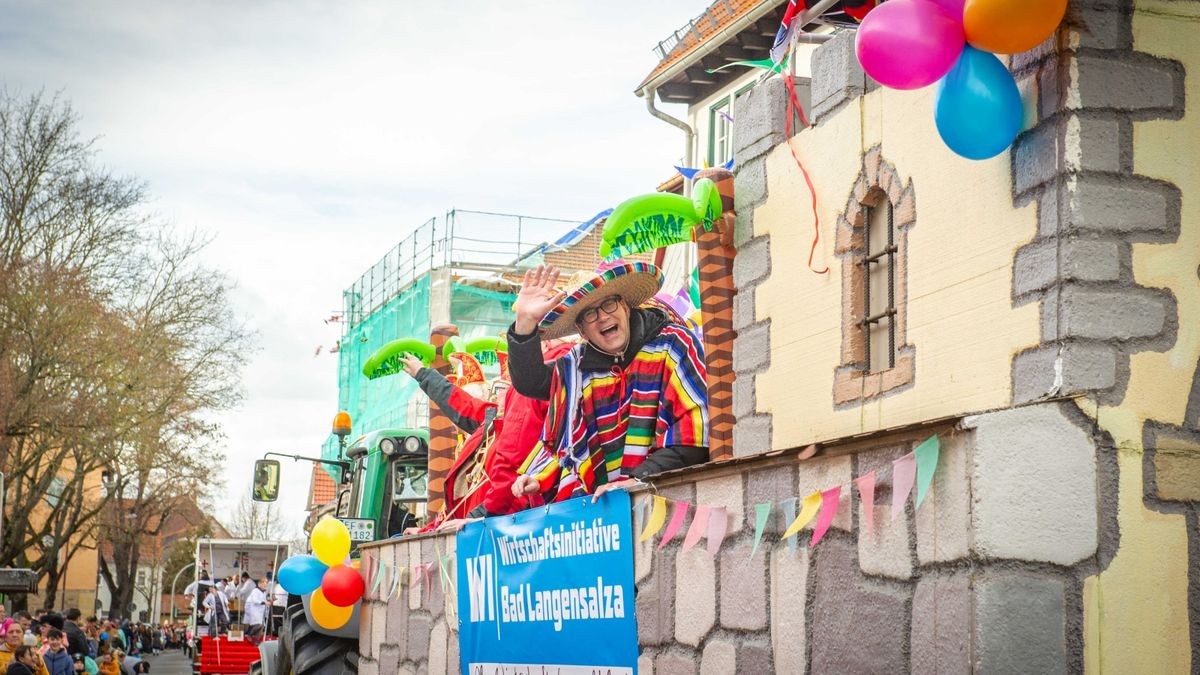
[507,263,709,503]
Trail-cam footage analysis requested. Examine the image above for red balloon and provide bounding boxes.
[321,564,365,607]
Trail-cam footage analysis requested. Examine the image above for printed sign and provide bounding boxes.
[457,491,638,675]
[338,518,376,542]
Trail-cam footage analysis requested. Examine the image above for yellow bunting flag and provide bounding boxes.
[639,495,668,542]
[782,492,822,540]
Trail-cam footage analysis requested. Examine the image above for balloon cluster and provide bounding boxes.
[276,518,365,630]
[855,0,1066,159]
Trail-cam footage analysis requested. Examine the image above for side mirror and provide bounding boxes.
[252,459,281,502]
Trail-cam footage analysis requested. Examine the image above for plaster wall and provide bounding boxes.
[749,80,1040,451]
[1077,2,1200,672]
[358,406,1102,674]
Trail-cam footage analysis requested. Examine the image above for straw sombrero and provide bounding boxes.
[537,262,664,340]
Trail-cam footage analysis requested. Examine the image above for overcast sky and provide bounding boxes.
[2,1,699,535]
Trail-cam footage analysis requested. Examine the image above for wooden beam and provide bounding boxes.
[685,67,717,85]
[737,31,772,51]
[658,82,699,101]
[718,43,752,62]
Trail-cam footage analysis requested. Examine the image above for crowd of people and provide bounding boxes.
[0,604,182,675]
[407,262,711,533]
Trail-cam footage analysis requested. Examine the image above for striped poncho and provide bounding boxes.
[522,321,709,501]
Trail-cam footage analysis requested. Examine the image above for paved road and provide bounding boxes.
[142,650,193,675]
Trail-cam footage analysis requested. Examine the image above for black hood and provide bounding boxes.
[578,307,671,371]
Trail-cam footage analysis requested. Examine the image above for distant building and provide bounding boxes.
[95,497,229,622]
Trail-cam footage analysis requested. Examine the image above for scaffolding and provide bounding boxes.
[323,209,580,466]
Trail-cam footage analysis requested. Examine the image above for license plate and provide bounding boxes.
[339,518,375,542]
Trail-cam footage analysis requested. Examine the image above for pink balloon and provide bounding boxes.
[855,0,965,90]
[925,0,966,20]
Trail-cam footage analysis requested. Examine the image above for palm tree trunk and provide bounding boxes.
[694,168,738,461]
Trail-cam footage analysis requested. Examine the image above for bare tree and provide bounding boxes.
[227,488,293,541]
[0,91,253,612]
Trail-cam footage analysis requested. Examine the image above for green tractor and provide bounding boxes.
[252,419,430,675]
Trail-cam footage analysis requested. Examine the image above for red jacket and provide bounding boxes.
[415,343,572,521]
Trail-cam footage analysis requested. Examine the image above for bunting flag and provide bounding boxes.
[683,505,709,552]
[634,498,649,534]
[674,158,735,181]
[892,453,917,520]
[751,503,772,556]
[704,56,787,75]
[811,487,841,547]
[771,0,804,64]
[640,496,668,542]
[782,492,822,540]
[706,507,729,556]
[659,501,690,550]
[855,470,877,535]
[781,497,799,552]
[913,436,941,508]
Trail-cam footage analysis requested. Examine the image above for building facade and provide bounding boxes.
[355,0,1199,672]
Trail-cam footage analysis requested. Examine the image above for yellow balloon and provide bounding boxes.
[309,588,353,630]
[310,517,351,566]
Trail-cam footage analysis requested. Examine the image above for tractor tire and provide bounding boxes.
[284,601,357,675]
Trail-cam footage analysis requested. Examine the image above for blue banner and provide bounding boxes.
[456,491,638,674]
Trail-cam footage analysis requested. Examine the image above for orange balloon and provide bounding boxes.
[309,588,353,630]
[964,0,1067,54]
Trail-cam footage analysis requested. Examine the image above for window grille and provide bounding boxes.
[860,200,897,371]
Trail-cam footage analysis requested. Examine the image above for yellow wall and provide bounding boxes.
[751,82,1040,450]
[1081,2,1200,672]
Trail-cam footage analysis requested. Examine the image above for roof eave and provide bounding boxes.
[634,0,778,99]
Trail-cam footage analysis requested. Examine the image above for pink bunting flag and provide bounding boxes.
[659,501,691,549]
[683,505,710,552]
[810,486,841,547]
[706,506,729,556]
[892,453,917,520]
[855,470,877,535]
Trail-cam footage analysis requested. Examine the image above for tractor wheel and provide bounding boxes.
[284,600,357,675]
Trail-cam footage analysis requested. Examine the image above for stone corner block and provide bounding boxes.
[975,572,1068,675]
[857,504,913,580]
[964,403,1098,565]
[733,320,771,373]
[915,429,971,565]
[733,414,773,457]
[733,76,789,161]
[911,571,971,675]
[1057,285,1172,342]
[732,235,771,286]
[674,548,715,647]
[719,543,768,630]
[810,29,867,124]
[1011,342,1119,404]
[734,156,769,212]
[770,547,810,675]
[695,472,745,536]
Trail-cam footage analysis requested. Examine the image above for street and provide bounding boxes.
[142,650,192,675]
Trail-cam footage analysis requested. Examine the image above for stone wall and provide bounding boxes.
[358,401,1112,674]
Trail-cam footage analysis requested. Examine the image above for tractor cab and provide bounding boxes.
[337,428,430,540]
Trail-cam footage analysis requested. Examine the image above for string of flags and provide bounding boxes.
[634,435,941,555]
[360,540,458,615]
[353,435,941,611]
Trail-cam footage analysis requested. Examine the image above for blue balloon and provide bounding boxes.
[934,45,1024,160]
[277,554,327,595]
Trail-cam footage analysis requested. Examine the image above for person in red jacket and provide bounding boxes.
[400,341,572,532]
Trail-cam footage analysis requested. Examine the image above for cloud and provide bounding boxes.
[3,0,699,529]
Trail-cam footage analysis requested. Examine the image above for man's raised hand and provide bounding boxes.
[513,264,567,334]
